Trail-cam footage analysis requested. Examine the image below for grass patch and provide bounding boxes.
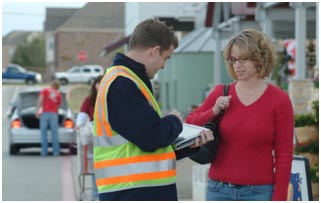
[68,85,90,113]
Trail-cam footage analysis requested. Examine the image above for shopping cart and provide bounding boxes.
[76,121,95,201]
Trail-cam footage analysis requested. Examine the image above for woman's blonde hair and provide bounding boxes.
[223,29,276,80]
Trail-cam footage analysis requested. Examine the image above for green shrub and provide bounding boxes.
[294,114,317,127]
[295,140,319,154]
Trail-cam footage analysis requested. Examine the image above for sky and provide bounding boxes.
[2,2,87,37]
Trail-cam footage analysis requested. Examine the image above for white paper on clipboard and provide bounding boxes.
[172,123,208,150]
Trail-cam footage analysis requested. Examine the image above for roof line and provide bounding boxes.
[176,27,208,51]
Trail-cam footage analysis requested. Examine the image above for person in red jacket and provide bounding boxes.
[186,29,294,201]
[37,80,62,156]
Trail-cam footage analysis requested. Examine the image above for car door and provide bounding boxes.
[81,66,92,83]
[68,67,82,83]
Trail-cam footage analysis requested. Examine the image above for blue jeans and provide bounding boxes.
[40,112,60,156]
[206,179,273,201]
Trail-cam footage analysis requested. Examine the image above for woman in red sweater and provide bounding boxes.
[186,29,294,201]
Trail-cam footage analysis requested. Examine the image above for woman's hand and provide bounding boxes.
[212,95,232,115]
[189,129,214,148]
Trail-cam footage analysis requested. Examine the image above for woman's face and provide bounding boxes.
[230,45,258,81]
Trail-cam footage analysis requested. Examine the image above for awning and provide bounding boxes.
[100,35,130,57]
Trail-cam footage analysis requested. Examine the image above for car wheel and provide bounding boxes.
[9,145,19,155]
[26,79,35,85]
[59,78,68,85]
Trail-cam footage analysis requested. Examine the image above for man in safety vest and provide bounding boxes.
[93,18,214,201]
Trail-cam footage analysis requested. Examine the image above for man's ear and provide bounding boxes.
[150,46,161,56]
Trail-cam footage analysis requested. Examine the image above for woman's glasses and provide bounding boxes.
[227,58,248,65]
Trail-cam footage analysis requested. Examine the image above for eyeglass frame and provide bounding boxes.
[227,57,248,65]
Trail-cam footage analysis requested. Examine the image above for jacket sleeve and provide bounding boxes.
[107,77,182,152]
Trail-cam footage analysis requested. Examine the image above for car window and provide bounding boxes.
[71,69,80,73]
[68,66,78,73]
[8,67,19,74]
[16,65,27,73]
[83,68,91,73]
[94,68,102,73]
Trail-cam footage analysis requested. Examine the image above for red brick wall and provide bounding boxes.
[55,30,124,72]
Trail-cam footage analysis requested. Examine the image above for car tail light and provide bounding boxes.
[64,119,74,128]
[11,119,21,128]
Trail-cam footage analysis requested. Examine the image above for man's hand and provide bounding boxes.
[189,129,214,148]
[35,107,42,119]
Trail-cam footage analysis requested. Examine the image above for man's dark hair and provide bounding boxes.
[129,18,178,53]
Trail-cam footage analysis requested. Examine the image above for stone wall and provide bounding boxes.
[288,79,317,115]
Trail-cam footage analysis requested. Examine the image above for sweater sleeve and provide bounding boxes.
[186,84,223,126]
[108,77,182,152]
[272,93,294,200]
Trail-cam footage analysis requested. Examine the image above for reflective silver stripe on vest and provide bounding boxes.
[95,159,176,180]
[93,133,128,147]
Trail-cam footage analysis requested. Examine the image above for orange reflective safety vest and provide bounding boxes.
[93,65,176,194]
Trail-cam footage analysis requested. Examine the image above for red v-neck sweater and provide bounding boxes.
[186,82,294,200]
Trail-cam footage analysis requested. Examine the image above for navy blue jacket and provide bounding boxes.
[99,53,198,201]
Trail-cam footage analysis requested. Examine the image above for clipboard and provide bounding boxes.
[172,123,208,150]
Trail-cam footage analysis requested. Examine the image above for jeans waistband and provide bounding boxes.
[219,181,244,187]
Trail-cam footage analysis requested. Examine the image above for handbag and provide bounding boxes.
[189,84,230,165]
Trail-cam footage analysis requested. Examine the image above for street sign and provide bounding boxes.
[77,50,87,63]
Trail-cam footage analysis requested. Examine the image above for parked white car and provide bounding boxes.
[55,65,104,85]
[7,87,76,155]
